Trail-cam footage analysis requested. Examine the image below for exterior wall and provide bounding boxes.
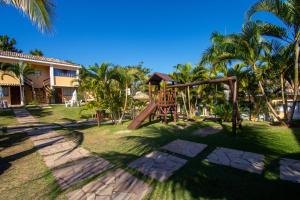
[53,65,78,87]
[27,64,50,88]
[54,76,78,87]
[276,102,300,120]
[0,57,80,106]
[0,71,19,85]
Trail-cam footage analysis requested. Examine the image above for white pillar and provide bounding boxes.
[50,65,54,88]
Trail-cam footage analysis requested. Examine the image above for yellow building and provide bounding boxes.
[0,50,80,106]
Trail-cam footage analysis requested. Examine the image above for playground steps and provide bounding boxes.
[128,101,157,129]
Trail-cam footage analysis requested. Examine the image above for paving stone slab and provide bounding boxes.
[67,169,152,200]
[206,147,265,174]
[280,158,300,183]
[128,151,187,181]
[53,156,113,189]
[193,126,223,137]
[161,139,207,157]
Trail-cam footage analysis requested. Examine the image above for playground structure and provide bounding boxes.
[128,72,239,133]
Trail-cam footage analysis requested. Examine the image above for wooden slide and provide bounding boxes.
[128,101,157,129]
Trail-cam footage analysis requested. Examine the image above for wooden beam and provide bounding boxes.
[168,76,237,89]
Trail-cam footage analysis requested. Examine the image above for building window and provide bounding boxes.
[63,88,74,96]
[54,69,76,77]
[2,87,9,96]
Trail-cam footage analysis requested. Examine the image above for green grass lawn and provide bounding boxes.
[1,120,300,199]
[26,104,94,124]
[0,108,18,127]
[57,120,300,200]
[0,130,60,200]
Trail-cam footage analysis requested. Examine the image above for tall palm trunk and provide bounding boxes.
[288,39,299,124]
[118,83,128,124]
[253,64,283,123]
[248,94,252,121]
[280,73,288,121]
[19,74,24,106]
[187,86,192,117]
[180,91,189,118]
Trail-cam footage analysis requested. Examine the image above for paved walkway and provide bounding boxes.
[29,129,113,189]
[67,169,152,200]
[13,108,39,124]
[13,108,113,189]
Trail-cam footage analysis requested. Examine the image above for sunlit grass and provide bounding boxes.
[27,104,94,124]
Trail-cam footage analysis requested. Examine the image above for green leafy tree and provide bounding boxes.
[247,0,300,123]
[0,35,22,52]
[30,49,44,56]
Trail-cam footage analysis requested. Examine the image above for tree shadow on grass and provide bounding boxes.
[89,148,300,200]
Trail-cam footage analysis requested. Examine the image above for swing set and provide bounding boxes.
[128,72,240,133]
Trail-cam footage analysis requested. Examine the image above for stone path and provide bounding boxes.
[280,158,300,183]
[193,125,223,137]
[13,108,114,190]
[128,151,187,182]
[207,147,265,174]
[29,128,113,189]
[161,139,207,157]
[67,169,152,200]
[13,108,39,124]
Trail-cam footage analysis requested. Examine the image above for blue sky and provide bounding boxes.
[0,0,276,73]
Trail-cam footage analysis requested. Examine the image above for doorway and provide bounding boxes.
[54,88,62,103]
[10,86,21,105]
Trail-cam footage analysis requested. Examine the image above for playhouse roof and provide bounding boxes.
[146,72,173,85]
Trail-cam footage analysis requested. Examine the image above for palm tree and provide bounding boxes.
[247,0,300,123]
[201,22,284,123]
[1,62,35,105]
[171,63,194,118]
[1,0,54,32]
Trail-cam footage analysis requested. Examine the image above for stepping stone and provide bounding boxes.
[128,151,187,181]
[161,139,207,157]
[67,169,152,200]
[280,158,300,183]
[206,147,265,174]
[193,125,222,137]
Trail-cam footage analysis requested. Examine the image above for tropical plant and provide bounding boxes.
[247,0,300,123]
[30,49,44,56]
[78,63,149,124]
[201,22,284,123]
[1,0,54,32]
[1,62,35,105]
